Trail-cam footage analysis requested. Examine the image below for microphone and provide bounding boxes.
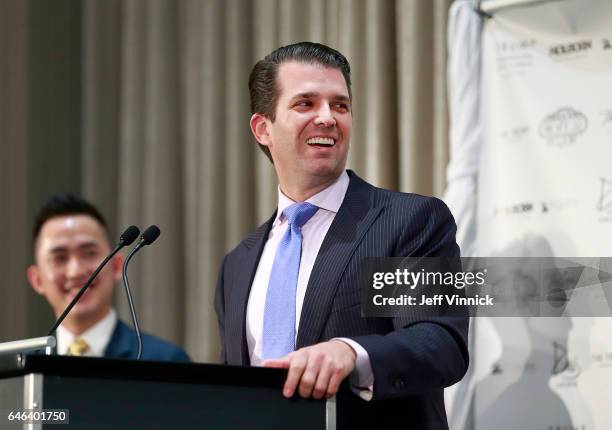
[121,225,161,360]
[48,225,140,336]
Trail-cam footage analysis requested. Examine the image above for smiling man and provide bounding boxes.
[250,60,352,201]
[214,42,468,429]
[27,194,189,362]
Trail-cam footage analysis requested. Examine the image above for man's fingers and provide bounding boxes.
[262,358,290,368]
[311,359,333,400]
[326,363,345,398]
[283,353,307,398]
[298,351,324,398]
[268,341,357,399]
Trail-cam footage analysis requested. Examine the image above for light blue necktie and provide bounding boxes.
[262,202,319,360]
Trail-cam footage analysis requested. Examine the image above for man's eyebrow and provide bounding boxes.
[49,246,68,255]
[333,95,351,103]
[291,92,318,100]
[290,92,351,102]
[48,242,99,255]
[78,242,99,250]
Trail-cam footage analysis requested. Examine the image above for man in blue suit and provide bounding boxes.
[214,42,468,428]
[27,194,189,362]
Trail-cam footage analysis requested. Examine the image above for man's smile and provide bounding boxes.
[306,136,336,146]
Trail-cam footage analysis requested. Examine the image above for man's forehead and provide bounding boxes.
[277,61,349,97]
[36,215,109,251]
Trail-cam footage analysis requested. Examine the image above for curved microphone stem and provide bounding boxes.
[122,243,144,360]
[48,242,123,336]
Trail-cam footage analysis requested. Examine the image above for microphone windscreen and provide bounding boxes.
[141,225,161,245]
[120,225,140,246]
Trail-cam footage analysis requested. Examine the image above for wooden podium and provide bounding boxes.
[0,354,335,429]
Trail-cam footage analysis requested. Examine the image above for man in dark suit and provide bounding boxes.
[27,194,189,362]
[214,42,468,428]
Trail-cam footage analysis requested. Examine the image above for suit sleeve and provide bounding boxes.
[351,197,469,400]
[214,254,229,364]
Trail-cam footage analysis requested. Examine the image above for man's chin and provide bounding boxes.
[309,164,344,180]
[67,306,94,320]
[62,307,105,329]
[63,297,99,318]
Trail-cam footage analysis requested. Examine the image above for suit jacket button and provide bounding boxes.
[394,379,405,389]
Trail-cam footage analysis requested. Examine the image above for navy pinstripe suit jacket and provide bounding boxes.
[214,171,469,429]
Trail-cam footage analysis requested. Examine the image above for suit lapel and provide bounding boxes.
[296,173,382,348]
[104,320,133,359]
[226,217,274,365]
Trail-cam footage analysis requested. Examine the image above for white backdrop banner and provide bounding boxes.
[476,0,612,429]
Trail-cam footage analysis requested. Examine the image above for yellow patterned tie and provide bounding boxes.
[68,337,90,356]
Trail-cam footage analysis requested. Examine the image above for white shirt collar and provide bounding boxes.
[274,171,350,226]
[56,308,117,357]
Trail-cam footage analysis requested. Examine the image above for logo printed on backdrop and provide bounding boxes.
[496,38,536,54]
[500,125,530,144]
[540,199,578,214]
[596,178,612,222]
[494,201,534,216]
[495,38,536,76]
[539,107,588,146]
[602,38,612,50]
[494,200,577,217]
[601,110,612,134]
[549,40,592,60]
[592,349,612,368]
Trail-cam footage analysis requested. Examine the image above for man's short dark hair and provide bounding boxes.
[33,193,108,242]
[248,41,352,161]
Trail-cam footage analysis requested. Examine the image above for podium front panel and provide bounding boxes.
[0,355,334,430]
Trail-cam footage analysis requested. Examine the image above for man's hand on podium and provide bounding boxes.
[263,340,357,400]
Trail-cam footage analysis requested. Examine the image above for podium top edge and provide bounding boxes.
[0,354,289,390]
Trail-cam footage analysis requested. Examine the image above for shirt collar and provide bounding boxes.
[274,171,350,227]
[56,308,117,357]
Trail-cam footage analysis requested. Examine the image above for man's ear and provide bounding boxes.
[250,113,272,147]
[26,265,45,296]
[110,252,125,282]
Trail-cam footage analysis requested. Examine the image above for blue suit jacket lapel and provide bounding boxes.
[296,173,382,349]
[104,320,133,359]
[228,218,274,365]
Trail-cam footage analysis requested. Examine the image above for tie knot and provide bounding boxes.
[283,202,318,227]
[68,337,90,356]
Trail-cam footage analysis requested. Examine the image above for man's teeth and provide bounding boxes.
[306,137,335,146]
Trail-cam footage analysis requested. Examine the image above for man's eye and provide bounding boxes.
[335,103,349,111]
[52,255,68,265]
[295,101,311,107]
[83,249,99,259]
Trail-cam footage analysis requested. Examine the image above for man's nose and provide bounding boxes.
[314,104,336,127]
[66,257,88,279]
